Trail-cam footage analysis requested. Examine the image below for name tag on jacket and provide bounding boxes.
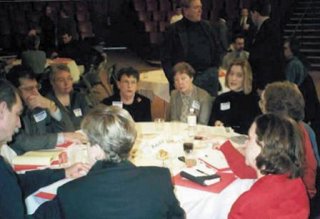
[73,108,83,117]
[220,102,231,111]
[33,110,47,123]
[192,100,200,110]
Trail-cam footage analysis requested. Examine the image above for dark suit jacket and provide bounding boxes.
[161,18,222,86]
[56,160,185,219]
[0,156,64,219]
[9,106,74,155]
[248,18,285,90]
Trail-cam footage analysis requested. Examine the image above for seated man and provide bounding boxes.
[6,65,86,154]
[102,67,151,122]
[221,34,249,70]
[0,79,89,218]
[47,64,91,130]
[54,106,185,219]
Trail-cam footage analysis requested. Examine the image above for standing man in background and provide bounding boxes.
[161,0,223,96]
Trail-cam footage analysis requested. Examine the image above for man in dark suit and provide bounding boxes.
[248,0,284,94]
[54,106,185,219]
[0,80,89,219]
[161,0,222,96]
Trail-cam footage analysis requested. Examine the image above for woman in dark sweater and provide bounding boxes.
[209,59,260,134]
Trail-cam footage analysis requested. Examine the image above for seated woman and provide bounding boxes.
[47,64,90,130]
[260,81,317,198]
[102,67,151,122]
[169,62,212,125]
[216,114,309,218]
[54,106,185,219]
[209,59,260,134]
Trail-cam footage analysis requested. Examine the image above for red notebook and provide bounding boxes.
[173,172,236,193]
[35,192,56,200]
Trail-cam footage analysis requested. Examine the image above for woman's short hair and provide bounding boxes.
[49,64,71,83]
[254,113,304,178]
[263,81,305,121]
[81,105,137,163]
[172,62,195,79]
[225,59,253,94]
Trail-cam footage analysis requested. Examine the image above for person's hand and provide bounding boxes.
[27,94,56,112]
[210,136,228,149]
[63,132,88,144]
[214,120,224,127]
[65,162,91,179]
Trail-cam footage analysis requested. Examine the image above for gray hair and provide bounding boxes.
[81,105,137,163]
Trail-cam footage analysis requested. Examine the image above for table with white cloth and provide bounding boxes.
[25,122,255,218]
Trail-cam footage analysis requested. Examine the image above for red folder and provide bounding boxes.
[35,192,56,200]
[173,172,236,193]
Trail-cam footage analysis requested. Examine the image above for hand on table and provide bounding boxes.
[214,120,224,127]
[65,162,91,179]
[210,136,228,149]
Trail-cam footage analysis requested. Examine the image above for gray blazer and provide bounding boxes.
[169,86,213,125]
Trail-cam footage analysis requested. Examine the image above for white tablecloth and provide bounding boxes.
[139,69,170,103]
[26,122,255,218]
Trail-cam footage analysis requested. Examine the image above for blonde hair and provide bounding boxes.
[225,59,253,94]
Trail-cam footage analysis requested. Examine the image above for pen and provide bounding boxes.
[196,169,210,176]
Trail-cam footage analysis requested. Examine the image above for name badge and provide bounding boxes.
[191,100,200,110]
[220,102,231,111]
[73,108,82,117]
[33,110,47,123]
[112,101,123,108]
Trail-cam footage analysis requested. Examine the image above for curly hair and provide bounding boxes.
[254,114,304,178]
[263,81,305,121]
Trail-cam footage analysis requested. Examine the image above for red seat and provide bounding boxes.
[76,2,89,12]
[160,0,172,11]
[146,0,158,11]
[78,21,94,39]
[144,21,157,32]
[138,11,151,22]
[152,11,165,21]
[159,21,169,32]
[77,10,90,22]
[149,32,163,44]
[133,0,145,11]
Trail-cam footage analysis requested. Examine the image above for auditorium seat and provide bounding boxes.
[152,11,165,21]
[146,0,158,11]
[149,32,163,44]
[160,0,171,11]
[78,21,94,40]
[138,11,151,22]
[144,21,157,32]
[133,0,145,11]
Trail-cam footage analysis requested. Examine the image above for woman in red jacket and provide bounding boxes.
[218,114,309,218]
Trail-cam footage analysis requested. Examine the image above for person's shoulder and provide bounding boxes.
[135,93,150,103]
[139,166,171,178]
[195,86,211,97]
[101,94,117,105]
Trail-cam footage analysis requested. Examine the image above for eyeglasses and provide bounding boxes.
[19,84,42,92]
